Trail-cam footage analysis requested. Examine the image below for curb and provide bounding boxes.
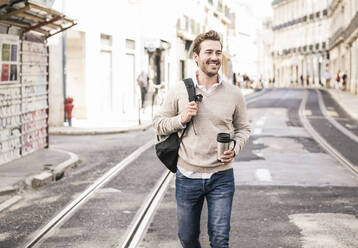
[0,186,17,196]
[0,149,80,212]
[0,195,22,213]
[49,123,152,136]
[325,89,358,122]
[31,149,80,188]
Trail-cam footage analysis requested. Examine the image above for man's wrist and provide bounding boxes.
[178,115,186,128]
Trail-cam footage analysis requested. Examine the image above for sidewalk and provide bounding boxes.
[0,120,155,213]
[0,148,80,213]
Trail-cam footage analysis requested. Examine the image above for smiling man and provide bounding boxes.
[153,30,251,248]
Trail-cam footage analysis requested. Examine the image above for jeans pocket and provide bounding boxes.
[176,169,187,179]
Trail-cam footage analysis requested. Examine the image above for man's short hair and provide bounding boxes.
[193,30,222,55]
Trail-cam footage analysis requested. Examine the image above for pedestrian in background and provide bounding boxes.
[335,70,341,89]
[342,72,347,90]
[300,74,304,86]
[137,71,149,108]
[64,97,74,127]
[306,74,310,86]
[324,69,332,88]
[237,72,243,88]
[153,30,251,248]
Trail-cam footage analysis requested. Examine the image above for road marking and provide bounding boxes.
[327,110,339,118]
[345,124,357,129]
[255,117,266,126]
[304,110,312,116]
[253,128,262,135]
[255,169,272,182]
[289,213,358,248]
[252,150,263,158]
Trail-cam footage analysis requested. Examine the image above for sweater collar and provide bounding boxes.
[192,71,223,93]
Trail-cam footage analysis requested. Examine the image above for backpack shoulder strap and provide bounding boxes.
[183,78,196,102]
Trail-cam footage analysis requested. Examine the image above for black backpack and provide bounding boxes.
[155,78,196,173]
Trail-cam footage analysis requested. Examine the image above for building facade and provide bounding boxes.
[257,17,274,86]
[228,0,261,83]
[329,0,358,94]
[49,0,235,126]
[271,0,331,87]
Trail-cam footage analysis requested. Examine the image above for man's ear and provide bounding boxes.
[193,52,199,64]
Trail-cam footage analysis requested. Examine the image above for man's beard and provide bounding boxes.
[201,61,220,77]
[206,71,217,77]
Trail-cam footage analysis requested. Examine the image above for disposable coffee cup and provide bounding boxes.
[217,133,236,162]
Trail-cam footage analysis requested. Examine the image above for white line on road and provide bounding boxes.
[253,128,262,135]
[255,169,272,182]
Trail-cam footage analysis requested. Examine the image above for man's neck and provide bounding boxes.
[197,70,218,90]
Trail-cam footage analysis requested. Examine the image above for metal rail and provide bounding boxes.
[114,88,271,247]
[316,89,358,144]
[118,171,173,248]
[299,90,358,177]
[23,140,154,248]
[23,89,269,248]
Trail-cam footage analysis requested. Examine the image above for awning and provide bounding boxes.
[0,0,76,39]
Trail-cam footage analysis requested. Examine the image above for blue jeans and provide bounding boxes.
[176,168,235,248]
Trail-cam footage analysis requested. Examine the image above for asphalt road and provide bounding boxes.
[1,88,357,248]
[0,130,156,248]
[139,88,358,248]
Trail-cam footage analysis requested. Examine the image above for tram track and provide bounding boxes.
[299,89,358,177]
[21,86,358,248]
[23,141,154,248]
[22,89,270,248]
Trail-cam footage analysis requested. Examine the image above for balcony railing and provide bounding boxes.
[344,11,358,41]
[329,0,343,15]
[272,0,288,6]
[329,27,344,49]
[272,41,328,58]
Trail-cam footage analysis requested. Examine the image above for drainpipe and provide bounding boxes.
[62,32,67,122]
[62,0,67,122]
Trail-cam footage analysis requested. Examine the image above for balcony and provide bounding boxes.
[344,11,358,43]
[329,27,344,49]
[272,0,289,7]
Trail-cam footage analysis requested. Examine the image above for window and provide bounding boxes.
[184,16,189,31]
[101,34,112,47]
[190,19,195,34]
[126,39,135,50]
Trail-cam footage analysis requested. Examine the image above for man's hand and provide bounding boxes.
[221,149,235,164]
[180,101,198,124]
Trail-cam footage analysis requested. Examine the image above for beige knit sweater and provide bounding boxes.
[152,80,251,173]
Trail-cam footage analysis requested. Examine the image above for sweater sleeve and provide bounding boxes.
[233,90,251,155]
[152,84,185,136]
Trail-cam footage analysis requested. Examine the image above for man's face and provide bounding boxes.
[194,40,222,77]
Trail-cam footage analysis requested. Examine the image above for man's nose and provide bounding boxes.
[210,53,219,60]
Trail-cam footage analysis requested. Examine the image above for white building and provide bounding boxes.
[271,0,331,87]
[329,0,358,94]
[49,0,235,127]
[227,0,260,82]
